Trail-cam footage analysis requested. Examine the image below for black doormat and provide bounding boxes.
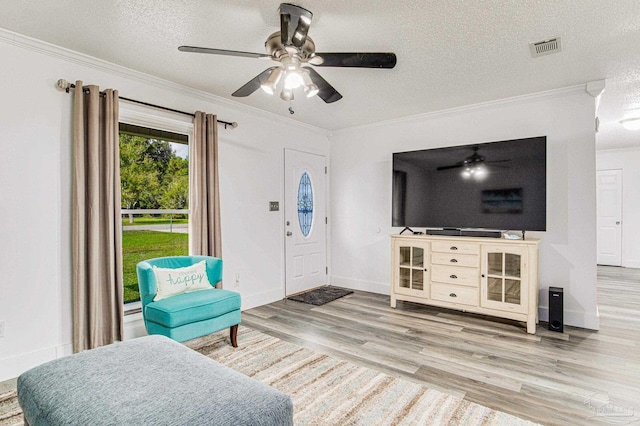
[287,286,354,306]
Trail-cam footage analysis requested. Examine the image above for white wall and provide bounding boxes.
[0,31,329,381]
[596,147,640,268]
[329,88,599,330]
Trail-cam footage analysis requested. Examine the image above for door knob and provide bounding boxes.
[286,231,293,236]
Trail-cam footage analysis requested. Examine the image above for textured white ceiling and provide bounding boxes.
[1,1,639,148]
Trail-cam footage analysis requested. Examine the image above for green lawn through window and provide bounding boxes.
[122,230,188,304]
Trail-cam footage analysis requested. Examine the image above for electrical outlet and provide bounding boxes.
[0,320,5,338]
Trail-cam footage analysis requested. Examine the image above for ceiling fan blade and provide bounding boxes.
[178,46,271,59]
[311,52,397,68]
[303,67,343,103]
[436,164,464,171]
[232,67,278,97]
[279,3,313,47]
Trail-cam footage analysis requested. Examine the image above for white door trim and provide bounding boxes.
[596,169,623,266]
[284,148,328,296]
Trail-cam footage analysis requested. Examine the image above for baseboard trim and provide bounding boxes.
[330,276,390,295]
[0,343,72,382]
[242,288,284,311]
[123,312,148,341]
[538,306,600,330]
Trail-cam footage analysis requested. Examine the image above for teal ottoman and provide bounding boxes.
[17,335,293,425]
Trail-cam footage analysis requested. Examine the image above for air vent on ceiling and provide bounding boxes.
[529,37,561,58]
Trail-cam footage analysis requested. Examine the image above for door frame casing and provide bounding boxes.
[596,168,623,266]
[282,148,329,297]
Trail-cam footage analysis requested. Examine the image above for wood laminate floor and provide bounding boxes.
[243,266,640,426]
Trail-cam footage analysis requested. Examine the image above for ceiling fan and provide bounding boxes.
[178,3,397,104]
[437,146,510,178]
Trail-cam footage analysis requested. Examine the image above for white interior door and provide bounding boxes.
[597,169,622,266]
[285,149,327,296]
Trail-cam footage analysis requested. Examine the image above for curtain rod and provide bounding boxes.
[56,79,238,129]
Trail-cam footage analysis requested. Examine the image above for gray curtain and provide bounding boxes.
[190,112,222,286]
[72,81,123,352]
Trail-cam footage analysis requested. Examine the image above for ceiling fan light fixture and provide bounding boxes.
[461,164,488,180]
[474,166,488,179]
[305,83,319,98]
[620,117,640,130]
[301,70,318,97]
[280,87,294,101]
[284,70,304,89]
[260,68,283,95]
[179,3,396,104]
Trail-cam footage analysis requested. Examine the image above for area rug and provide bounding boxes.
[1,327,538,426]
[0,390,21,426]
[287,286,354,306]
[186,327,538,425]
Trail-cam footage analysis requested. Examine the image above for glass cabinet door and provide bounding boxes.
[395,242,429,297]
[481,246,527,313]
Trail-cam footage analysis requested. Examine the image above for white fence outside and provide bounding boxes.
[121,209,189,233]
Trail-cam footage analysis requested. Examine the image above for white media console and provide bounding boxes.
[390,234,540,334]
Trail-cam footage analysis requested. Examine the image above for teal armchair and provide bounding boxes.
[136,256,241,346]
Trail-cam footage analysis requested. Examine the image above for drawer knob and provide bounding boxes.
[450,258,458,263]
[450,246,458,250]
[450,274,458,279]
[449,293,457,297]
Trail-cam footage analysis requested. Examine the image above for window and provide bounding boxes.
[297,172,313,237]
[119,123,190,307]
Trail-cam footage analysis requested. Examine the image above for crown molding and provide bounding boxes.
[0,27,330,137]
[330,83,588,136]
[596,144,640,154]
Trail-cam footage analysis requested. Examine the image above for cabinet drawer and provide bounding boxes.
[431,252,479,268]
[431,241,480,255]
[431,283,478,306]
[431,265,479,287]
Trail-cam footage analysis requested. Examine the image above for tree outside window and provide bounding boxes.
[119,130,189,304]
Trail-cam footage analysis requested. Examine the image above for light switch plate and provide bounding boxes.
[269,201,279,211]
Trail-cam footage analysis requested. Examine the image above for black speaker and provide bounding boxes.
[548,287,563,332]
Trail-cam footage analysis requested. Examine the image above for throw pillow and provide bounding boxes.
[152,260,213,301]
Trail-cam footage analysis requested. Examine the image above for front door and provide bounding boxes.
[284,149,327,296]
[597,169,622,266]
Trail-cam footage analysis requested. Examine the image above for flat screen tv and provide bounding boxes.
[392,136,546,231]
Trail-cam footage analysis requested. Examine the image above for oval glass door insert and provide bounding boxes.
[297,172,313,236]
